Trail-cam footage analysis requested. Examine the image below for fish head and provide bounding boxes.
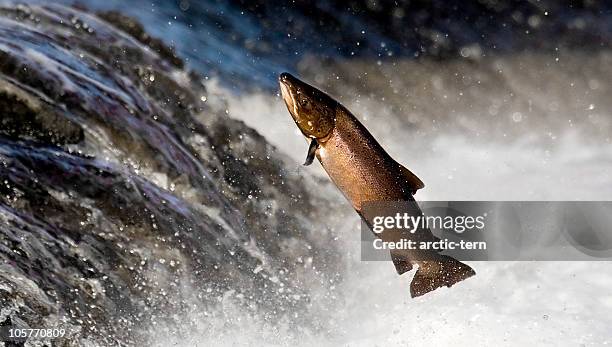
[279,72,336,140]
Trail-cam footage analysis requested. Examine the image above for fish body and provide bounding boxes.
[315,105,418,211]
[279,72,475,297]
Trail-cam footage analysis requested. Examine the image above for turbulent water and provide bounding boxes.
[0,3,346,345]
[1,1,612,346]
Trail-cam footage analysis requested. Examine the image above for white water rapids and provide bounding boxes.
[158,51,612,346]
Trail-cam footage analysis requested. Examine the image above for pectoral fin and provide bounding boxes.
[399,164,425,194]
[303,138,318,166]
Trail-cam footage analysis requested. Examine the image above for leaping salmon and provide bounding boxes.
[279,72,475,297]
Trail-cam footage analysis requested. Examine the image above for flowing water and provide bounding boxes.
[222,52,612,346]
[0,1,611,346]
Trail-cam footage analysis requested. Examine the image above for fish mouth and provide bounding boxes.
[279,73,298,117]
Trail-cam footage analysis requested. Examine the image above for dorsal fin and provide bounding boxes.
[399,164,425,195]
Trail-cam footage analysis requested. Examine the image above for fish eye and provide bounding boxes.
[300,98,310,107]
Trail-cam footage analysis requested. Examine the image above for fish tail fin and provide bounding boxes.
[410,255,475,298]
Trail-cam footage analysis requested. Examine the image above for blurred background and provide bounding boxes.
[70,0,612,199]
[1,0,611,346]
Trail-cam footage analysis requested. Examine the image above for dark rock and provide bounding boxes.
[0,88,84,145]
[0,2,341,345]
[97,10,184,69]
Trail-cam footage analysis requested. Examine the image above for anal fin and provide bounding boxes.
[390,251,413,275]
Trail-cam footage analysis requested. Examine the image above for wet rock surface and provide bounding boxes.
[0,2,341,345]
